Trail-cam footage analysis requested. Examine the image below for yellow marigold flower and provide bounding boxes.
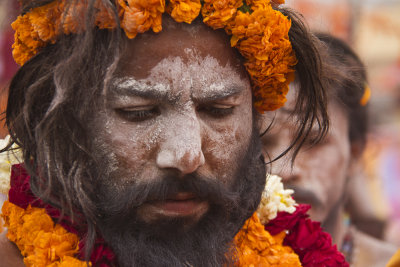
[202,0,243,29]
[234,213,302,266]
[167,0,201,24]
[1,201,87,267]
[119,0,165,39]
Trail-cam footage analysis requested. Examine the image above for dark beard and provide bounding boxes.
[93,127,266,267]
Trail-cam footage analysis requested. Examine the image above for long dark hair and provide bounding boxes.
[3,0,329,258]
[316,33,368,148]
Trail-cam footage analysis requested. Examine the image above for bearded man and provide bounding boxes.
[0,0,346,266]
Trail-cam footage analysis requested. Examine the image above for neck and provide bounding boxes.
[322,203,347,248]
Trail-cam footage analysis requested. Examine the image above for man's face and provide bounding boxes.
[86,18,266,266]
[262,88,352,223]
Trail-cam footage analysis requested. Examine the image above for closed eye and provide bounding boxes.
[198,104,234,118]
[115,106,160,122]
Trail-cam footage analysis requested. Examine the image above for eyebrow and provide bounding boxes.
[191,85,244,103]
[110,78,245,102]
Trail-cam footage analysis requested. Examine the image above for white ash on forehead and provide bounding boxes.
[113,48,248,100]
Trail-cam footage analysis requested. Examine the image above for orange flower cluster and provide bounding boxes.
[11,0,296,111]
[1,201,88,267]
[167,0,202,24]
[201,0,243,29]
[118,0,165,38]
[1,197,300,266]
[12,0,116,66]
[234,213,302,266]
[227,5,297,111]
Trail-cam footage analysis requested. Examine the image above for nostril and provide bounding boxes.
[156,150,175,169]
[156,148,205,174]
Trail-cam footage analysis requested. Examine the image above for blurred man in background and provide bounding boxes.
[262,33,397,266]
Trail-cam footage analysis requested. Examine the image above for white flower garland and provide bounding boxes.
[0,136,22,195]
[257,174,297,224]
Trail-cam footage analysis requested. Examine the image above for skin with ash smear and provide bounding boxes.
[88,20,254,224]
[83,19,268,266]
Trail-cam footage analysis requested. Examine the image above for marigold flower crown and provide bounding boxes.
[12,0,297,112]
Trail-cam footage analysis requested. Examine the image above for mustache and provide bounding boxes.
[284,184,322,208]
[97,172,240,218]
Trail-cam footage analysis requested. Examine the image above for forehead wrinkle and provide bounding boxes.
[109,77,169,100]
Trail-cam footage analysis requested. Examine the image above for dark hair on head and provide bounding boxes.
[3,0,328,258]
[264,7,329,162]
[316,33,368,149]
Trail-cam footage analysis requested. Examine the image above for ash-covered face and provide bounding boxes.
[87,18,266,266]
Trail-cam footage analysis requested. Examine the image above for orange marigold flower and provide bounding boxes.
[202,0,243,29]
[10,0,297,111]
[28,1,61,43]
[227,6,296,112]
[12,14,44,66]
[1,201,87,267]
[234,213,302,266]
[61,1,88,35]
[167,0,201,24]
[271,0,286,5]
[118,0,165,39]
[95,1,119,29]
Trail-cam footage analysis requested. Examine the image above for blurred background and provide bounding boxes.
[0,0,399,246]
[284,0,400,246]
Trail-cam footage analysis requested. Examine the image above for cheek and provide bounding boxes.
[202,101,253,182]
[305,144,350,201]
[91,114,164,183]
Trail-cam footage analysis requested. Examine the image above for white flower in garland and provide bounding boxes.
[257,174,297,225]
[0,135,22,195]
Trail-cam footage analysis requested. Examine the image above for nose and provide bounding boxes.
[156,114,205,175]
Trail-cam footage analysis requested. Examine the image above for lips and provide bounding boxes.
[149,192,209,217]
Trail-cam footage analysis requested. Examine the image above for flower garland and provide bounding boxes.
[1,164,348,266]
[257,174,296,224]
[0,135,22,195]
[3,200,302,267]
[266,205,349,267]
[1,201,87,267]
[234,213,301,266]
[11,0,297,112]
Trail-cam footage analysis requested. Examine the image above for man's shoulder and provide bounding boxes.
[0,231,25,267]
[352,227,397,267]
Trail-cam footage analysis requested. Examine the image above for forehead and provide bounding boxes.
[265,83,349,132]
[116,16,246,80]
